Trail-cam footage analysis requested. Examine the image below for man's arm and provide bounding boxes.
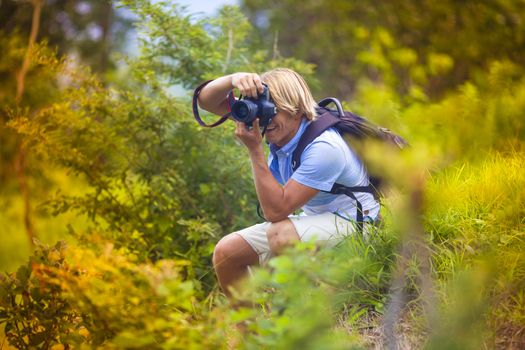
[200,73,314,221]
[236,121,319,222]
[249,145,319,222]
[198,73,264,116]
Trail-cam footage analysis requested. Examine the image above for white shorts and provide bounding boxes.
[235,212,365,266]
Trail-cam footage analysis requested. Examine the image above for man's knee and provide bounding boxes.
[213,235,237,267]
[213,233,258,268]
[266,219,300,254]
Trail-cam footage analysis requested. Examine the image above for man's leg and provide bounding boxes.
[213,233,259,298]
[266,219,301,255]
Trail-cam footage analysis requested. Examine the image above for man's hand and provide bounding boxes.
[235,119,263,152]
[231,73,265,98]
[235,119,320,222]
[198,72,264,117]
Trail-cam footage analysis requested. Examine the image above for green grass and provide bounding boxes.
[424,151,525,348]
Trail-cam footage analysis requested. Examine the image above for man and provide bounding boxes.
[197,68,380,297]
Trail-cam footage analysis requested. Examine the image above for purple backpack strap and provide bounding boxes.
[291,112,340,170]
[291,111,370,230]
[192,80,236,127]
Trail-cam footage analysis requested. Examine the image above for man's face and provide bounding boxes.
[263,110,302,147]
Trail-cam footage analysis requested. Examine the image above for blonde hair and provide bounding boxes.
[261,68,318,121]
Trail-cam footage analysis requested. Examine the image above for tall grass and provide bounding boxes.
[425,152,525,348]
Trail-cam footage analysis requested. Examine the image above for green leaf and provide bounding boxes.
[30,287,42,302]
[4,321,13,333]
[29,331,48,346]
[113,331,156,348]
[230,307,255,323]
[16,265,31,286]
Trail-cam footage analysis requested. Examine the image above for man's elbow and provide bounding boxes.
[263,208,292,223]
[197,99,212,113]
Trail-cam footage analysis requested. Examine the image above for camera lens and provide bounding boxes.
[231,100,257,123]
[236,105,249,119]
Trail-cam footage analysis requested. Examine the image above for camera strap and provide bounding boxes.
[260,119,272,137]
[192,80,236,127]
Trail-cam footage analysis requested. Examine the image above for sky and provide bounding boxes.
[171,0,239,18]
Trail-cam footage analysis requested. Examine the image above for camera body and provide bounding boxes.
[231,85,277,127]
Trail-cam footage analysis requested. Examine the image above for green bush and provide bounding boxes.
[221,226,397,349]
[0,240,228,349]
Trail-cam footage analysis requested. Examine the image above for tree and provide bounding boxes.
[241,0,525,100]
[2,0,46,246]
[0,0,135,247]
[0,0,134,74]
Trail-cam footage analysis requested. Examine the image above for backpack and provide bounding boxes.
[291,97,408,229]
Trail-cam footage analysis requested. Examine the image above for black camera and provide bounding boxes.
[231,85,277,128]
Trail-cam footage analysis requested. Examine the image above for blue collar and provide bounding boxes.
[269,118,310,157]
